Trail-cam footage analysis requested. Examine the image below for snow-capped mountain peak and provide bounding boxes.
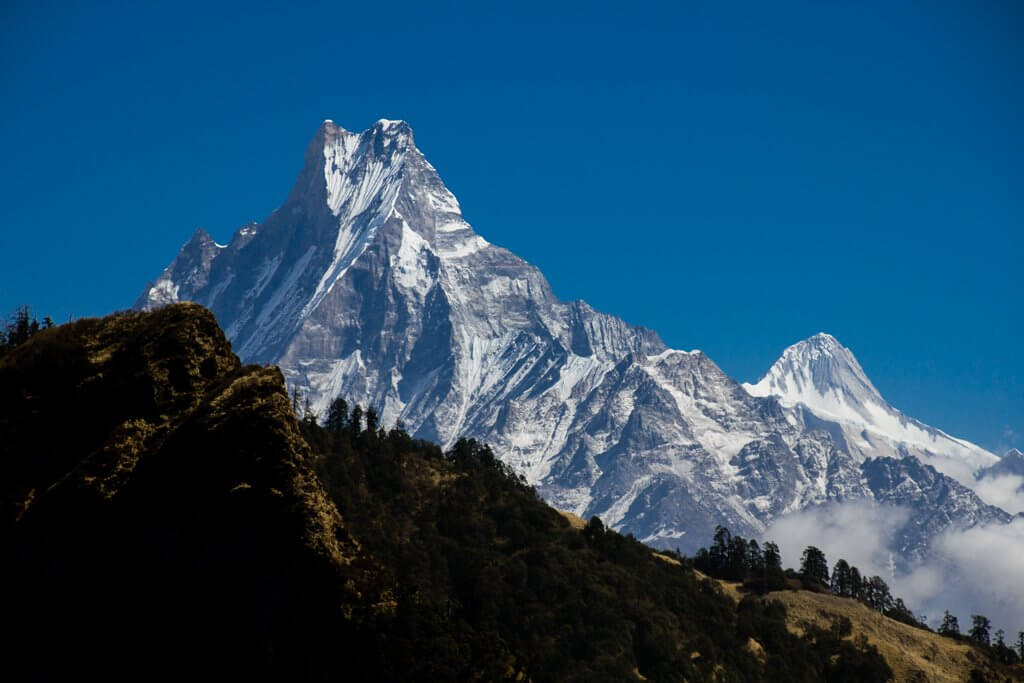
[138,118,1006,555]
[744,333,883,419]
[744,333,997,483]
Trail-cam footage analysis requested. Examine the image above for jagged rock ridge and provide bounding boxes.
[138,119,1006,554]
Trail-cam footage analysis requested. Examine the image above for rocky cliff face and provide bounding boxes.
[137,120,1006,555]
[861,456,1011,557]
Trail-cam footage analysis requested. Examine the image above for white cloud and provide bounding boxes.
[902,518,1024,635]
[764,502,1024,635]
[917,454,980,490]
[764,500,907,580]
[972,473,1024,515]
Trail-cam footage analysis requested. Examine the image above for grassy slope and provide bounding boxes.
[698,575,1024,683]
[770,589,982,683]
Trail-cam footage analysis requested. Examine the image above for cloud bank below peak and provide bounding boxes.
[765,500,1024,635]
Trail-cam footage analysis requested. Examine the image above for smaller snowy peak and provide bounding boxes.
[979,448,1024,479]
[745,332,998,478]
[744,332,883,413]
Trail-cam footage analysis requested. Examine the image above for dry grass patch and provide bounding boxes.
[767,589,991,683]
[558,509,586,529]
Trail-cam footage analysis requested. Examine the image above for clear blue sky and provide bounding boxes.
[1,1,1021,453]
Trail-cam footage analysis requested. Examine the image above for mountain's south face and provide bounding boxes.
[138,120,1005,554]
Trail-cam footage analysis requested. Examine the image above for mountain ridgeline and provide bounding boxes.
[138,119,1010,560]
[4,305,908,681]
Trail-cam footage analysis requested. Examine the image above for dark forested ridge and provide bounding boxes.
[0,303,982,681]
[297,393,905,681]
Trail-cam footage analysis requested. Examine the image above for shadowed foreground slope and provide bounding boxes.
[4,304,897,681]
[2,304,371,680]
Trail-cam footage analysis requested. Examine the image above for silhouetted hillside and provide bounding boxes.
[3,304,372,680]
[4,304,898,681]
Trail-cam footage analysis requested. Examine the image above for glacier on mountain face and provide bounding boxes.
[137,119,1009,556]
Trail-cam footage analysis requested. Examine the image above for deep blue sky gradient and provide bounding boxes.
[1,1,1021,452]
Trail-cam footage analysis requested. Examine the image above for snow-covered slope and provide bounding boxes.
[744,334,997,486]
[138,119,1008,555]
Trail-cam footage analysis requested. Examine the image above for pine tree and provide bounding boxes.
[727,536,749,580]
[1016,631,1024,659]
[991,628,1018,665]
[938,610,960,636]
[969,614,991,647]
[584,515,605,539]
[831,559,852,597]
[762,542,782,573]
[303,394,315,424]
[2,305,45,352]
[349,405,364,436]
[849,565,863,600]
[365,406,379,435]
[326,397,349,434]
[745,539,762,574]
[888,597,916,624]
[709,526,731,574]
[10,306,39,346]
[799,546,829,588]
[863,576,893,612]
